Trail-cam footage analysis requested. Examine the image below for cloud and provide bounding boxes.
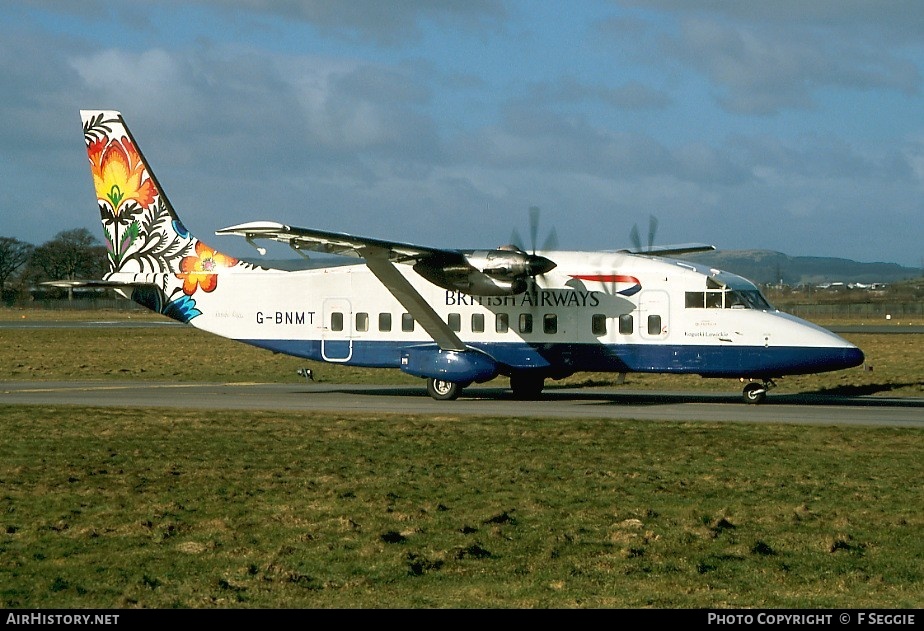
[454,102,749,187]
[527,76,672,111]
[1,1,922,266]
[156,0,508,46]
[67,45,443,177]
[616,0,924,43]
[672,18,919,115]
[612,1,923,115]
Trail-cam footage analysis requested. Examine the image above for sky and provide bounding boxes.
[1,1,923,268]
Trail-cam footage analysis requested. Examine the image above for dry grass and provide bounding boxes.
[1,406,921,608]
[1,308,921,609]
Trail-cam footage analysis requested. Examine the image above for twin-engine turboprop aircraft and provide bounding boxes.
[71,110,864,402]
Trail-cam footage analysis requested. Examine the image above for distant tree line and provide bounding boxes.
[0,228,107,305]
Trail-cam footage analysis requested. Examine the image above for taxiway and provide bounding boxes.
[2,380,921,427]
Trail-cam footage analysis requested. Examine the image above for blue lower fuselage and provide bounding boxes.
[244,337,865,379]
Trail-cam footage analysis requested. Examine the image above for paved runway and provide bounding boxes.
[2,380,922,427]
[3,317,922,427]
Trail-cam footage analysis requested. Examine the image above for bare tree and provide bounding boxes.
[0,236,35,303]
[30,228,107,300]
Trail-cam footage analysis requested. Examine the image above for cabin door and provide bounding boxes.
[638,290,669,340]
[321,298,353,362]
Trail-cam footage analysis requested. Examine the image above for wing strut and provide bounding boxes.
[216,222,467,350]
[362,252,466,352]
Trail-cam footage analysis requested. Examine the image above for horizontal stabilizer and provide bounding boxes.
[41,279,159,290]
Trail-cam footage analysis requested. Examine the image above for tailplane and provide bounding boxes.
[80,110,246,322]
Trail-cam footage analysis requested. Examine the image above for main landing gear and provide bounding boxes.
[427,378,462,401]
[425,374,547,401]
[741,379,776,404]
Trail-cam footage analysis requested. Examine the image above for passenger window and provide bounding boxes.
[543,314,557,334]
[448,313,461,332]
[519,313,533,334]
[355,312,369,332]
[496,313,509,333]
[379,312,392,332]
[471,313,485,333]
[330,312,344,332]
[618,314,633,335]
[402,313,415,332]
[647,314,662,335]
[592,314,607,336]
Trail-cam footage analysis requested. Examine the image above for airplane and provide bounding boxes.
[67,110,865,403]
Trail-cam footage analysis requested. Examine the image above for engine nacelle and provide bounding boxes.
[413,259,527,295]
[464,250,534,278]
[412,249,555,296]
[400,346,499,383]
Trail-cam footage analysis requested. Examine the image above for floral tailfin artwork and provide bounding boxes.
[81,110,252,323]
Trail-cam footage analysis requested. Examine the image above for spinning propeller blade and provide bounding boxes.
[508,206,557,276]
[630,214,659,252]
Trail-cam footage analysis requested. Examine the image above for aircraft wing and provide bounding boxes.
[618,243,716,256]
[216,221,464,265]
[217,221,467,351]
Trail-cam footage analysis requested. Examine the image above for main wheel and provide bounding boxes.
[510,373,544,400]
[427,378,461,401]
[742,382,767,404]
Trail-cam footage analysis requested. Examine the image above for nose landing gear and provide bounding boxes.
[741,378,776,404]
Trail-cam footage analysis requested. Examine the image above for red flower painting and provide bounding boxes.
[176,241,239,295]
[88,136,156,216]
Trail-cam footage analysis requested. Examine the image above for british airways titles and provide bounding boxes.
[445,289,602,308]
[252,289,605,326]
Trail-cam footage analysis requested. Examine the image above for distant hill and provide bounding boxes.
[678,250,921,286]
[250,250,922,286]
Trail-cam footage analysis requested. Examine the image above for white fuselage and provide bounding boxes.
[115,250,863,380]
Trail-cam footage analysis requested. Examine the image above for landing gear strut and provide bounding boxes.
[427,378,461,401]
[742,379,776,404]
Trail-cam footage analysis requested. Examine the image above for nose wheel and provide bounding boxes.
[742,379,775,404]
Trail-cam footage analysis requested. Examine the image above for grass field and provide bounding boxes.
[0,308,922,608]
[1,407,921,608]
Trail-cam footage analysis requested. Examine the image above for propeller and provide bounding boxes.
[422,206,558,296]
[508,206,558,276]
[630,214,659,252]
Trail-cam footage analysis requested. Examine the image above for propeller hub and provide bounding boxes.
[528,254,556,276]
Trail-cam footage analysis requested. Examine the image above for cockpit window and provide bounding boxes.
[727,289,773,310]
[685,288,774,310]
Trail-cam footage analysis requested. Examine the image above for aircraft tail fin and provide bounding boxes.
[81,110,246,322]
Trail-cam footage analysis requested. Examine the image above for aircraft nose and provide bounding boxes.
[842,345,865,370]
[807,345,865,374]
[804,344,864,374]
